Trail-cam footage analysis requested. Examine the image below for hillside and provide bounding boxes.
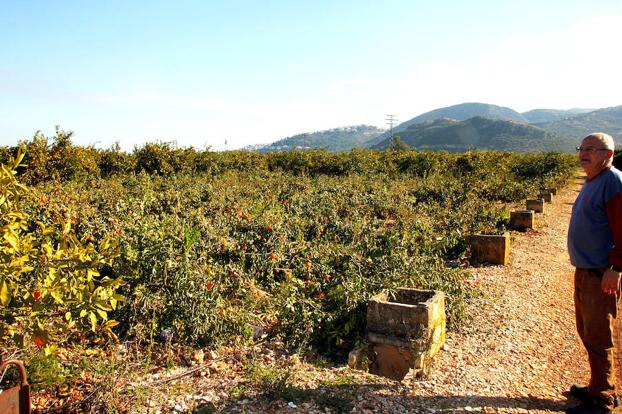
[521,108,593,123]
[373,116,576,152]
[536,105,622,143]
[255,125,385,152]
[365,102,528,147]
[247,103,622,154]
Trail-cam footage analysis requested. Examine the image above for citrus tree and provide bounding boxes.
[0,150,123,353]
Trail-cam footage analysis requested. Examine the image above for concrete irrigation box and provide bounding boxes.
[469,233,510,266]
[538,192,553,203]
[544,187,557,195]
[526,198,544,213]
[510,210,535,231]
[365,288,446,380]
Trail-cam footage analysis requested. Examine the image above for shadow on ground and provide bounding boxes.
[194,381,569,413]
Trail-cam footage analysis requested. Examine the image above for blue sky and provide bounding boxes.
[2,1,622,150]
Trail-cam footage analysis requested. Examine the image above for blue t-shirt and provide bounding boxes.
[568,166,622,268]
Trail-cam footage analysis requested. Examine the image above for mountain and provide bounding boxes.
[535,106,622,143]
[245,103,622,154]
[255,125,385,152]
[365,103,528,147]
[372,116,576,152]
[521,108,594,123]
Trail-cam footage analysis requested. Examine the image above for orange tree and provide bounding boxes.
[0,150,123,353]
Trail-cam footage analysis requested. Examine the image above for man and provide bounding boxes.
[568,132,622,414]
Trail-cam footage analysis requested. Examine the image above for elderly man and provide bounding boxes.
[567,132,622,414]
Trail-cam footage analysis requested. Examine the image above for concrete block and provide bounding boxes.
[526,198,544,213]
[469,233,510,266]
[510,210,535,231]
[538,192,553,203]
[366,288,446,380]
[544,187,557,195]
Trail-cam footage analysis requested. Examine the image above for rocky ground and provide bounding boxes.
[124,172,610,414]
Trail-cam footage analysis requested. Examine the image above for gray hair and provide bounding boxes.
[583,132,615,150]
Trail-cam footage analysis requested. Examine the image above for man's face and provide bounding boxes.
[578,136,612,177]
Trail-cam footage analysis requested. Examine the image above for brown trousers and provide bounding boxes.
[574,267,618,407]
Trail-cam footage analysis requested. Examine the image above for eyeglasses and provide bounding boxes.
[575,146,610,153]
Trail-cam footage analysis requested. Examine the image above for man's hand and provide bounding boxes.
[601,268,621,295]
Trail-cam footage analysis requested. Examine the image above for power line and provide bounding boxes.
[385,114,398,139]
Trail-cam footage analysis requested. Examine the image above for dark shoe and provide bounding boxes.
[565,401,613,414]
[569,385,619,408]
[571,385,590,401]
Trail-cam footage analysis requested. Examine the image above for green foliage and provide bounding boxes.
[14,131,52,183]
[46,127,100,181]
[12,127,100,184]
[97,142,135,177]
[510,151,577,180]
[235,358,355,411]
[0,135,577,357]
[0,150,124,351]
[387,136,412,151]
[15,150,574,356]
[4,129,577,185]
[133,142,190,175]
[26,353,67,391]
[244,360,301,401]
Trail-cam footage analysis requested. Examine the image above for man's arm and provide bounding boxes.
[603,192,622,295]
[606,192,622,269]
